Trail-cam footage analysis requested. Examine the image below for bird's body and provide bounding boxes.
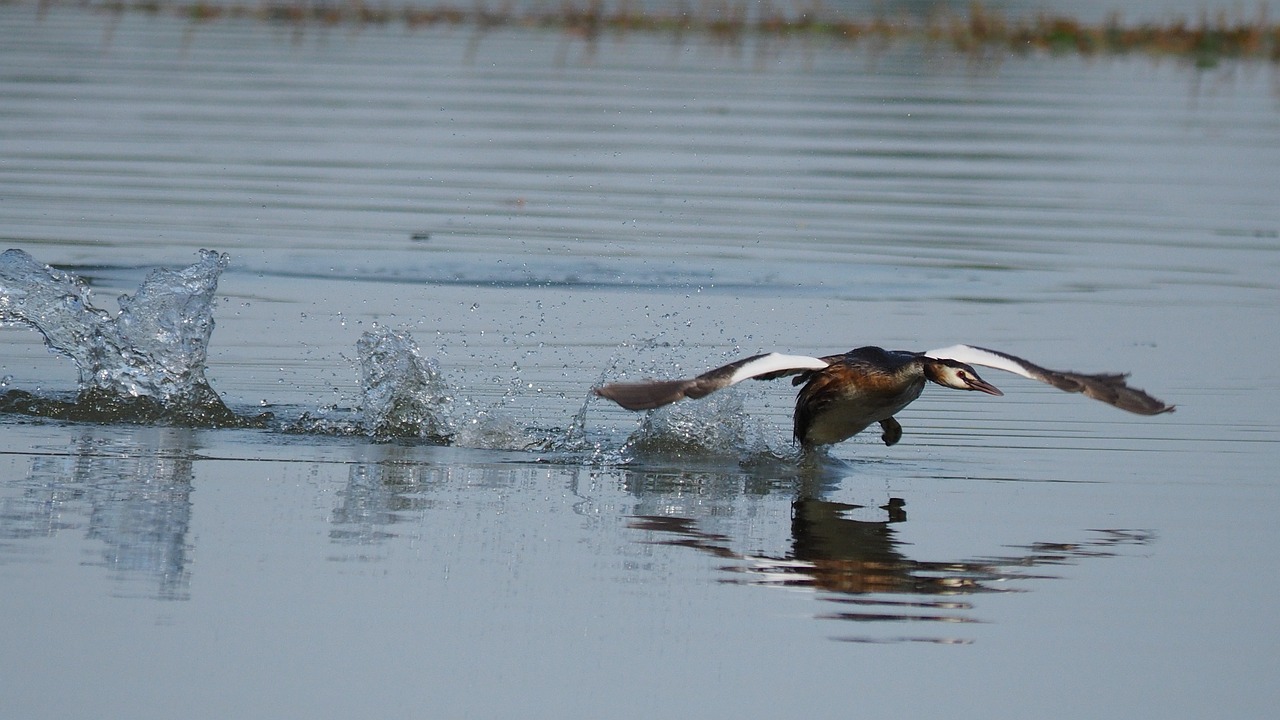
[791,348,932,446]
[594,343,1173,449]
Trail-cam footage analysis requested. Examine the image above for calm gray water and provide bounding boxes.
[2,4,1279,719]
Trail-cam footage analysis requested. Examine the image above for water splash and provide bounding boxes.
[622,389,752,457]
[597,344,800,466]
[611,384,799,468]
[355,325,587,451]
[0,249,251,426]
[356,326,456,442]
[0,249,792,457]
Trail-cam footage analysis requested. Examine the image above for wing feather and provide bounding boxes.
[925,344,1174,415]
[594,352,829,411]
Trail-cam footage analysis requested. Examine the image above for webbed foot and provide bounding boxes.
[879,417,902,446]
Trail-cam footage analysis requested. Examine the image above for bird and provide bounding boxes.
[594,344,1173,449]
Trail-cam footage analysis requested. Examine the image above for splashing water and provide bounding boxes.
[0,249,248,426]
[597,344,802,466]
[356,326,456,441]
[0,248,792,456]
[624,389,752,457]
[613,384,797,467]
[355,326,603,452]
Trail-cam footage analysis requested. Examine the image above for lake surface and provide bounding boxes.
[2,4,1279,719]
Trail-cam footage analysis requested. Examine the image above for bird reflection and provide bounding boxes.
[632,492,1152,642]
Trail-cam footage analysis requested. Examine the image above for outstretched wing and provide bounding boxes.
[594,353,829,411]
[924,344,1174,415]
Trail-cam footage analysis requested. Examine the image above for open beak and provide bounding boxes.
[967,376,1003,396]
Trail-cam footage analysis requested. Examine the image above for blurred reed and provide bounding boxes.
[32,0,1280,64]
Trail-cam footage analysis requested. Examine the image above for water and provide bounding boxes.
[2,4,1279,719]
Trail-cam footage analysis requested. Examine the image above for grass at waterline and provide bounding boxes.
[28,0,1280,64]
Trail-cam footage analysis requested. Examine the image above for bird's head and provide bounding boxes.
[923,358,1004,396]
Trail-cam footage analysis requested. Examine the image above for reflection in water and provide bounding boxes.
[0,427,197,600]
[0,424,1156,636]
[326,446,552,551]
[329,446,437,550]
[632,492,1153,644]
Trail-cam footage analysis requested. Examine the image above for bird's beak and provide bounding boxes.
[967,376,1003,396]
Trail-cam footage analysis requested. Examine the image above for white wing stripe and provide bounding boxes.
[924,344,1037,381]
[726,353,829,385]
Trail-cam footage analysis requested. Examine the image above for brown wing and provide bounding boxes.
[925,344,1174,415]
[1022,367,1173,415]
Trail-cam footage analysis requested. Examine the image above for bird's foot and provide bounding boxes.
[879,417,902,446]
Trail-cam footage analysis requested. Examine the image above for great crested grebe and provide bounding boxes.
[594,344,1174,449]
